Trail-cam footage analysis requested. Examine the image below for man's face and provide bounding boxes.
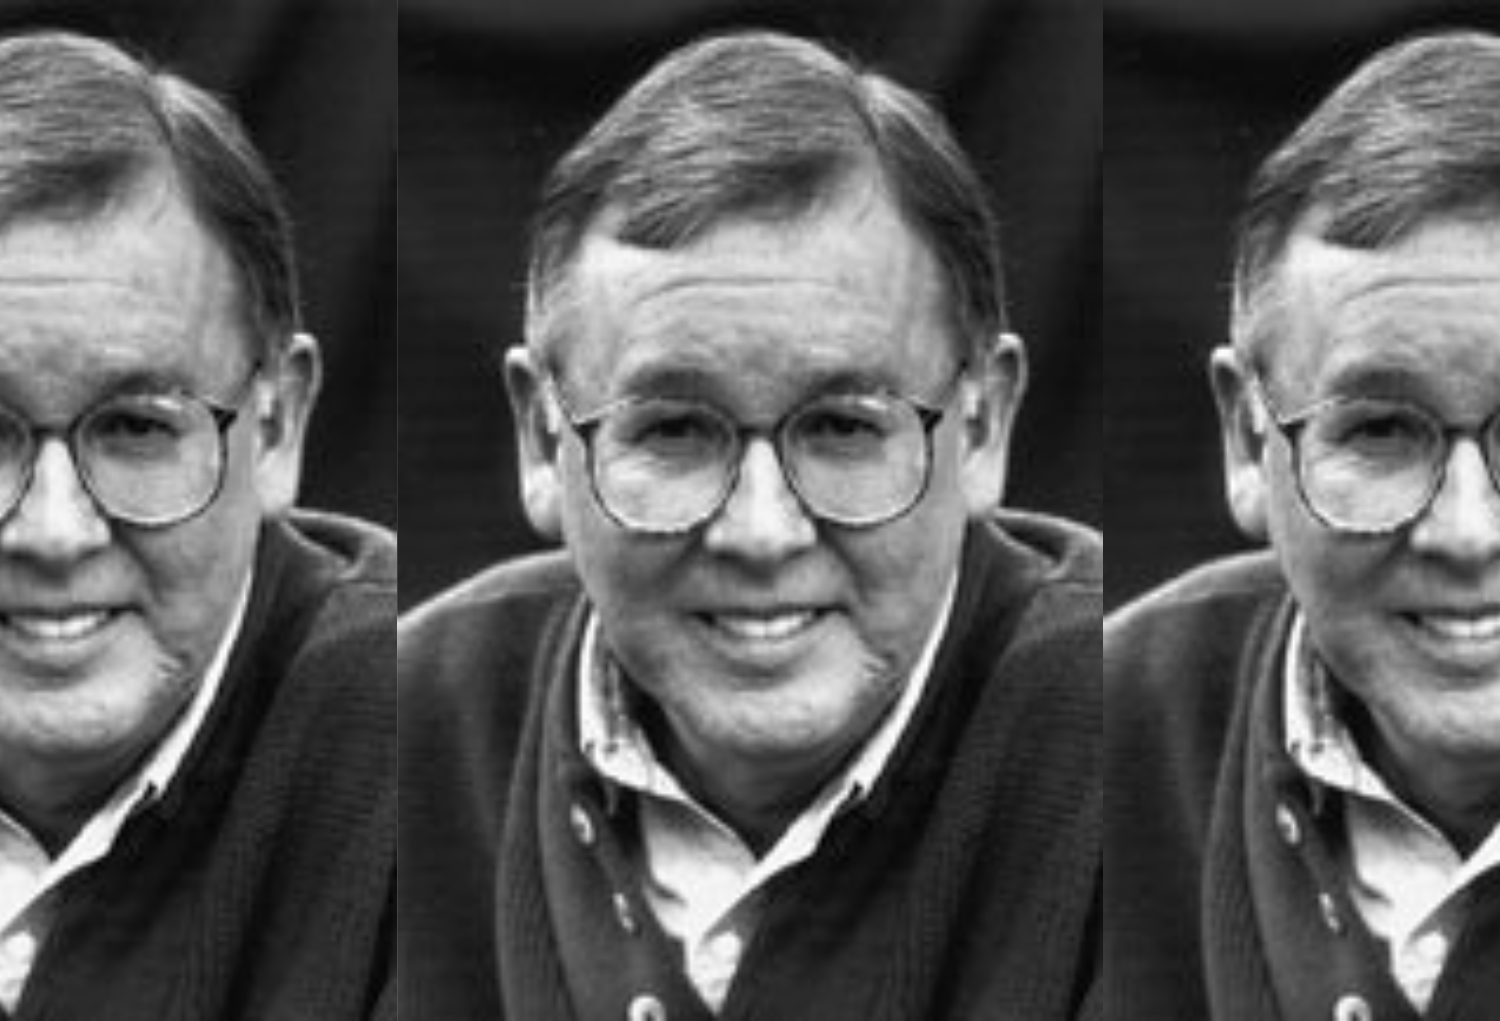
[1232,217,1500,795]
[513,178,1018,807]
[0,178,301,821]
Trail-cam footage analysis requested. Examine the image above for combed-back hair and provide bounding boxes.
[1231,30,1500,363]
[525,30,1007,368]
[0,30,301,356]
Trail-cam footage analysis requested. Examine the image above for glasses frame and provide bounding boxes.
[1248,370,1500,536]
[0,362,262,530]
[546,364,967,535]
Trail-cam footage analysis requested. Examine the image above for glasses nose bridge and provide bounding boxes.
[1414,424,1500,535]
[0,423,109,530]
[1435,423,1500,497]
[722,421,807,513]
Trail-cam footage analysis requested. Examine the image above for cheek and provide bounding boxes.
[840,500,966,651]
[1269,490,1400,671]
[560,473,683,620]
[128,469,262,661]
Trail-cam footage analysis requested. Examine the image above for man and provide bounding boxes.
[1107,31,1500,1021]
[0,31,393,1020]
[400,30,1101,1021]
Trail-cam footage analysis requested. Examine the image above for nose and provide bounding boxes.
[0,438,112,564]
[1408,437,1500,565]
[702,437,817,562]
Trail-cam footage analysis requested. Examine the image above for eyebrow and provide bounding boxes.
[0,367,209,423]
[611,362,909,403]
[1317,359,1432,403]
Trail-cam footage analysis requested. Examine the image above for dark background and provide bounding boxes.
[399,0,1101,609]
[1104,0,1500,608]
[0,0,396,533]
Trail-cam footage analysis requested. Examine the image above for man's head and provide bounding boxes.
[505,31,1024,832]
[0,32,320,840]
[1209,31,1500,836]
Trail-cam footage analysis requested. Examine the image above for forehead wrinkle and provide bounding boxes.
[1276,225,1500,381]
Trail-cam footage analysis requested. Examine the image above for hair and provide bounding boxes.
[524,30,1007,370]
[0,30,301,358]
[1231,29,1500,368]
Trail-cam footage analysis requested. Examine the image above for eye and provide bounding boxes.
[605,402,729,463]
[84,397,195,457]
[1315,402,1435,461]
[793,396,901,457]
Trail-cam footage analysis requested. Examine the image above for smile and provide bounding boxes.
[704,609,822,642]
[1409,610,1500,644]
[1,608,119,643]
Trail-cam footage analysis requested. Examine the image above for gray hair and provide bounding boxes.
[525,30,1007,370]
[0,30,301,357]
[1231,30,1500,367]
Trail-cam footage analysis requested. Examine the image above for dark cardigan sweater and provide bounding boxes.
[399,511,1102,1021]
[1106,553,1500,1020]
[7,511,396,1021]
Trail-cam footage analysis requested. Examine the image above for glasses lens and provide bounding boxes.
[1298,398,1442,531]
[0,408,32,515]
[592,398,737,531]
[786,393,928,525]
[77,393,225,524]
[1488,414,1500,491]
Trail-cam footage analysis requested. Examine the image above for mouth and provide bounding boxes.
[700,608,824,642]
[1405,609,1500,643]
[0,607,126,657]
[1398,606,1500,673]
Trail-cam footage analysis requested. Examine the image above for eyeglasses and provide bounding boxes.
[0,366,260,529]
[1249,372,1500,535]
[546,367,965,535]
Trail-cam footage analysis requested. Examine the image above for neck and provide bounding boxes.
[1349,707,1500,856]
[640,705,853,855]
[0,758,128,855]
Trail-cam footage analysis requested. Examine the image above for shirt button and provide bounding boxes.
[1332,993,1372,1021]
[627,993,667,1021]
[706,929,743,966]
[1,931,36,965]
[1318,893,1344,934]
[1275,802,1302,846]
[612,892,639,934]
[1411,929,1448,965]
[569,803,596,846]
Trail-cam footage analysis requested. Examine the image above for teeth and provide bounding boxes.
[1418,613,1500,642]
[5,611,112,641]
[710,611,817,641]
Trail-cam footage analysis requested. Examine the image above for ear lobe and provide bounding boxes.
[1208,346,1270,540]
[503,347,564,540]
[253,332,321,516]
[959,332,1027,515]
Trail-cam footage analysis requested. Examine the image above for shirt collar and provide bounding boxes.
[135,568,253,800]
[1282,611,1401,803]
[579,569,960,813]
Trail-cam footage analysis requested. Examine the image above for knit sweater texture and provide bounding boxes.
[1106,553,1500,1020]
[6,511,395,1021]
[398,511,1102,1021]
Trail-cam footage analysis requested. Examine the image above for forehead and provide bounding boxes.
[0,177,245,407]
[562,178,952,401]
[1274,217,1500,402]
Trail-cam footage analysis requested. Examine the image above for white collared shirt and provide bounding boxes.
[579,573,957,1012]
[1283,615,1500,1013]
[0,573,252,1012]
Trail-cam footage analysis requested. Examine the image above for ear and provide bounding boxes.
[959,332,1028,516]
[503,346,565,540]
[252,332,321,516]
[1208,345,1270,540]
